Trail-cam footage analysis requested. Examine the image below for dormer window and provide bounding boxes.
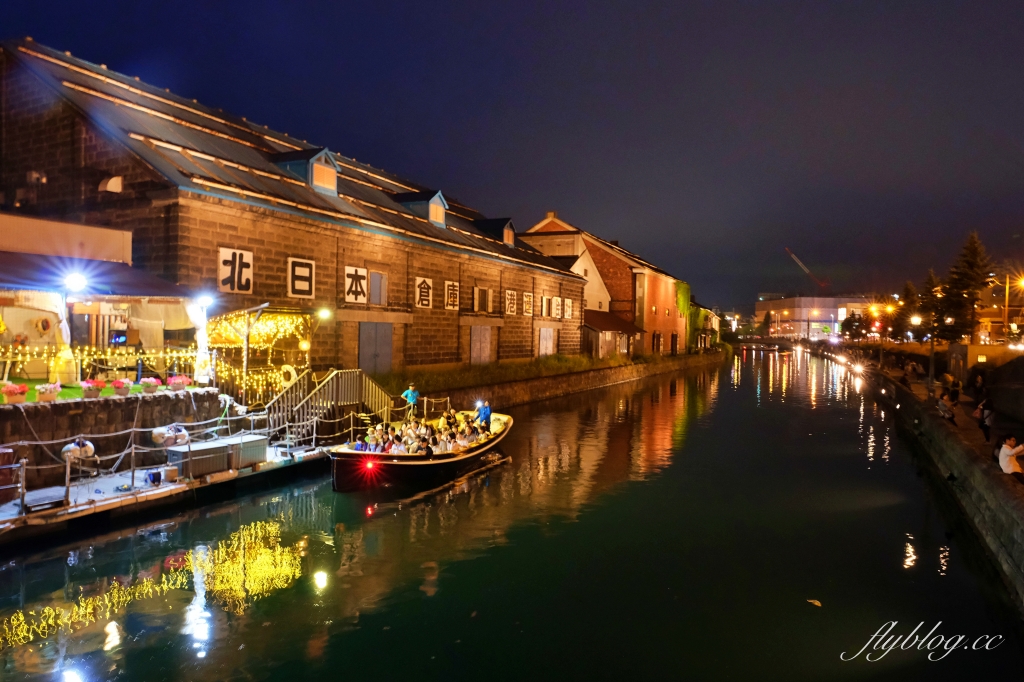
[503,225,515,245]
[312,162,336,193]
[429,202,445,226]
[269,147,339,196]
[392,190,449,228]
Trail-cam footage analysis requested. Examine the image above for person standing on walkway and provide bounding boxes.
[402,383,420,420]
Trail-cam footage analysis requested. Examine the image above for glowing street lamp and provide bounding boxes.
[64,273,87,292]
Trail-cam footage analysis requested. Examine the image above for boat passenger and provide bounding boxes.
[456,430,470,449]
[352,435,367,452]
[466,426,479,445]
[392,440,408,454]
[421,437,433,457]
[432,435,447,454]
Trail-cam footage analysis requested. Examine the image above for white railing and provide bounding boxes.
[263,369,312,440]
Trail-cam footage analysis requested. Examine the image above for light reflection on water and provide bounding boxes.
[0,353,1022,680]
[0,367,721,679]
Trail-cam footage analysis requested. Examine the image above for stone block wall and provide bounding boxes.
[441,351,726,411]
[0,389,222,490]
[872,371,1024,614]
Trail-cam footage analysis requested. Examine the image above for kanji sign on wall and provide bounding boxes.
[444,281,460,311]
[564,299,573,320]
[415,277,433,308]
[552,297,562,319]
[522,292,534,316]
[287,258,315,299]
[345,266,368,304]
[505,290,516,315]
[218,247,254,294]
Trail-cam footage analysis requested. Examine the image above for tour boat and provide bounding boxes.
[328,412,513,491]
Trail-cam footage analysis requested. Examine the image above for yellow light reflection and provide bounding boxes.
[314,571,328,590]
[0,520,302,650]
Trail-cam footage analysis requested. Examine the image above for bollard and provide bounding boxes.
[19,459,26,516]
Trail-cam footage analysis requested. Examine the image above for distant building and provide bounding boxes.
[521,212,692,356]
[753,296,870,340]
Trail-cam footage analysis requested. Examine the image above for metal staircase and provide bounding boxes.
[285,369,398,447]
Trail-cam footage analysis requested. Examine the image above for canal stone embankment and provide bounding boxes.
[870,370,1024,613]
[442,351,728,410]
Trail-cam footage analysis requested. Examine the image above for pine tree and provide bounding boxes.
[946,231,992,344]
[892,281,919,340]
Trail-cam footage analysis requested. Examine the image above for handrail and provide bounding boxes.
[292,369,344,412]
[264,369,311,410]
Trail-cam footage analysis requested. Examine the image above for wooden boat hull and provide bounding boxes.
[329,414,512,491]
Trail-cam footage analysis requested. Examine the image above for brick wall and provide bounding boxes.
[584,237,636,322]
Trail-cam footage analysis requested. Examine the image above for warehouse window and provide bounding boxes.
[369,272,388,306]
[429,202,445,226]
[311,162,336,192]
[473,287,492,312]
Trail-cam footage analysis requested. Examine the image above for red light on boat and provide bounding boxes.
[366,506,374,516]
[365,460,375,469]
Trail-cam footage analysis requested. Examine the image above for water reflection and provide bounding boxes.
[0,367,720,679]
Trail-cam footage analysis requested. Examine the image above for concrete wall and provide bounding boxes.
[0,389,223,492]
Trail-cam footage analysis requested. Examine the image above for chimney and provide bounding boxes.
[546,210,557,219]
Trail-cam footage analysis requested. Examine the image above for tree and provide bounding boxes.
[759,311,771,336]
[919,269,945,386]
[946,231,992,344]
[892,281,919,341]
[841,312,866,339]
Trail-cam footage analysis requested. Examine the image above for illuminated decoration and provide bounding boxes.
[0,344,199,377]
[0,312,5,335]
[208,311,309,350]
[0,521,302,650]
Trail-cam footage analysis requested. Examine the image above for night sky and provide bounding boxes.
[5,1,1024,310]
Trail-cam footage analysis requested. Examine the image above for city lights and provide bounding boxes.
[314,571,329,590]
[317,308,332,320]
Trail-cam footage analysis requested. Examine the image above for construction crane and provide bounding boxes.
[785,248,830,292]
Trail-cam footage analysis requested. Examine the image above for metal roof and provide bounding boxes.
[4,39,581,280]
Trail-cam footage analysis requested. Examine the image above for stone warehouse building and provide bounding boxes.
[0,38,584,375]
[521,212,691,355]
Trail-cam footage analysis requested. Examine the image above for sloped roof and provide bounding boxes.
[527,214,682,281]
[3,39,580,280]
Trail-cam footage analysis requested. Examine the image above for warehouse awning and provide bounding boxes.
[0,251,190,299]
[583,309,643,335]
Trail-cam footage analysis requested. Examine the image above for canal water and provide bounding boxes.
[1,350,1023,681]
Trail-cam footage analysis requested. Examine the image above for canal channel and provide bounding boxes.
[1,350,1022,680]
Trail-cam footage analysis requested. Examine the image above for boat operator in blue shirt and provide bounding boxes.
[475,400,492,431]
[402,383,420,419]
